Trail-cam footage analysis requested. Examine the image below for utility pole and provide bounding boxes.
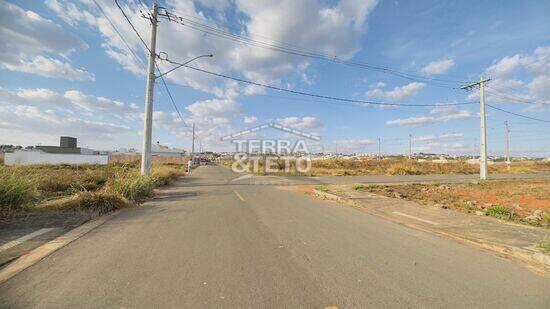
[408,134,412,159]
[191,122,196,161]
[461,77,491,180]
[140,3,158,176]
[335,143,338,154]
[505,121,510,166]
[378,137,381,160]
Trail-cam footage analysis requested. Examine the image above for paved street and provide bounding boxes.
[1,166,549,308]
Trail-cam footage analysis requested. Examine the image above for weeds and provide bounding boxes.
[223,157,550,176]
[316,185,330,193]
[0,171,36,217]
[485,206,516,221]
[538,241,550,254]
[44,192,129,215]
[0,163,184,219]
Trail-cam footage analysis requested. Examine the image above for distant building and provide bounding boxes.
[36,136,82,154]
[151,141,186,157]
[4,136,108,165]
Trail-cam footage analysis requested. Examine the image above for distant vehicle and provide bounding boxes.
[200,158,209,166]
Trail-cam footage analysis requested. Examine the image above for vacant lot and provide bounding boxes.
[220,157,550,176]
[0,162,186,220]
[354,180,550,228]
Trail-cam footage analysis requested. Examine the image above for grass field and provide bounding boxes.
[220,157,550,176]
[354,179,550,228]
[0,162,186,220]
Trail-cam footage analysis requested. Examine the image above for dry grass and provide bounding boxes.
[355,179,550,227]
[108,154,188,165]
[0,162,185,219]
[220,157,550,176]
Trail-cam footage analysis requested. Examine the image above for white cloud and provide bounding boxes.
[244,116,257,124]
[0,1,92,80]
[366,82,426,101]
[420,59,454,75]
[414,132,463,142]
[277,116,323,129]
[46,0,379,96]
[0,87,139,118]
[0,105,132,143]
[369,81,386,89]
[477,46,550,111]
[386,105,472,126]
[185,98,242,128]
[486,55,521,77]
[386,116,438,126]
[3,55,94,81]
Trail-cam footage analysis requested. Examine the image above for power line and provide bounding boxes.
[156,66,190,128]
[92,0,145,68]
[114,0,193,131]
[114,0,151,53]
[164,58,477,107]
[157,8,471,88]
[486,104,550,123]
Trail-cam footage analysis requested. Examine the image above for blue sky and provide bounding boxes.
[1,0,549,156]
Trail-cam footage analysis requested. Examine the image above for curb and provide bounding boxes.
[0,210,120,285]
[311,189,550,274]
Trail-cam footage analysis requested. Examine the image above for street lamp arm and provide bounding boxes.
[155,54,213,79]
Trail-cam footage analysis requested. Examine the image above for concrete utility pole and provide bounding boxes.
[191,122,196,160]
[378,137,381,160]
[408,134,412,159]
[140,3,158,176]
[461,77,491,180]
[505,121,510,166]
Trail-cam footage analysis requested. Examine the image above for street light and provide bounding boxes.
[155,54,214,79]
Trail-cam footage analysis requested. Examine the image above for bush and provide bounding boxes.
[46,192,129,215]
[151,166,181,186]
[0,163,184,218]
[105,171,155,202]
[386,166,422,175]
[0,174,35,217]
[486,206,516,221]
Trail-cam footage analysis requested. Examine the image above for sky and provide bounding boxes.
[1,0,549,156]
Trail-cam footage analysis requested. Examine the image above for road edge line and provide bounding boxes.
[0,210,120,285]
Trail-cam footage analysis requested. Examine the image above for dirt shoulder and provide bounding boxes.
[354,179,549,228]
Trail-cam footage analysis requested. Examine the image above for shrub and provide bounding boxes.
[386,166,422,175]
[316,185,329,192]
[486,206,516,221]
[538,242,550,254]
[151,166,181,186]
[0,174,35,217]
[105,173,154,202]
[46,192,129,215]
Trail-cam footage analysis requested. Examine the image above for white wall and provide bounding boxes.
[4,151,108,166]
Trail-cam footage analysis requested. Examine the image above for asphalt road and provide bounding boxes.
[1,166,548,308]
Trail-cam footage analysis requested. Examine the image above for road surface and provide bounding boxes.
[1,166,548,308]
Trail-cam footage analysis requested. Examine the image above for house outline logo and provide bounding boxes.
[220,122,321,142]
